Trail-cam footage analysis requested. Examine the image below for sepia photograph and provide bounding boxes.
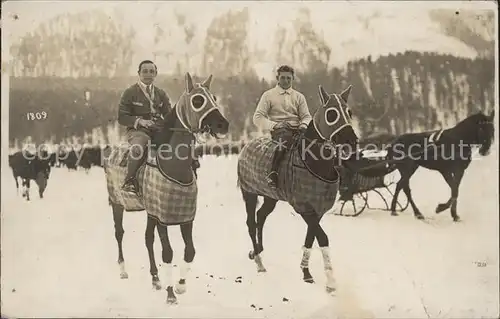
[1,1,498,318]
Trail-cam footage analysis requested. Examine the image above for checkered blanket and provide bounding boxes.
[104,145,197,225]
[237,137,339,217]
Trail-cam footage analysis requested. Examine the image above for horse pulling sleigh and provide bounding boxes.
[335,109,495,220]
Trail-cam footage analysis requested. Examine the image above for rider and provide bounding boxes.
[253,65,312,188]
[118,60,173,195]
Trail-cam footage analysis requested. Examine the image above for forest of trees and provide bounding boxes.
[7,7,496,148]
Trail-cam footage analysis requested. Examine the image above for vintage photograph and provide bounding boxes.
[1,1,498,318]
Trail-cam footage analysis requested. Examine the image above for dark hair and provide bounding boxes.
[276,65,295,77]
[138,60,157,73]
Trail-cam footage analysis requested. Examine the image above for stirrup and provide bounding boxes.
[266,171,278,188]
[122,178,140,195]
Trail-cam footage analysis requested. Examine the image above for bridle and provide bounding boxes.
[157,94,220,144]
[292,127,354,161]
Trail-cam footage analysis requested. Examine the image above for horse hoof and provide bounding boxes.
[248,250,255,260]
[435,204,447,214]
[152,280,162,290]
[175,283,187,294]
[120,272,128,279]
[326,286,336,294]
[166,296,178,305]
[257,267,267,273]
[391,212,398,216]
[416,215,425,220]
[166,286,178,304]
[453,217,461,222]
[304,278,314,284]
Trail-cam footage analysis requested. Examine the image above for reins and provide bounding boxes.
[156,101,212,141]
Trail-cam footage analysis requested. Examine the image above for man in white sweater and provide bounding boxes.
[253,65,312,188]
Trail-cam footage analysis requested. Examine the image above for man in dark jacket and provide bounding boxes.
[118,60,172,195]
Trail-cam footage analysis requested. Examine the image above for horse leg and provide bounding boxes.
[38,177,46,199]
[111,201,128,279]
[401,180,424,220]
[390,168,404,216]
[145,216,161,290]
[13,174,19,194]
[23,179,31,201]
[241,190,259,261]
[175,221,195,295]
[302,213,336,293]
[436,170,455,214]
[253,197,277,273]
[156,224,177,304]
[449,168,465,222]
[300,220,316,284]
[393,164,423,219]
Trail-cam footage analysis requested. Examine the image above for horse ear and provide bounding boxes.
[185,72,194,93]
[201,74,213,89]
[340,85,352,102]
[318,85,329,106]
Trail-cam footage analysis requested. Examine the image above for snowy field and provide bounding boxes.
[1,151,498,318]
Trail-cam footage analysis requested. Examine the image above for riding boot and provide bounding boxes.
[266,148,286,189]
[192,158,200,179]
[122,154,145,195]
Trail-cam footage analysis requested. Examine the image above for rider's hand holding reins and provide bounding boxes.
[298,123,307,135]
[138,119,155,128]
[273,122,291,130]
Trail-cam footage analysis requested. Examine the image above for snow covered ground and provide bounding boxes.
[1,151,498,318]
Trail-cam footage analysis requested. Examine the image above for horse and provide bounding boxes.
[103,72,229,304]
[385,110,495,222]
[237,85,359,294]
[9,150,51,201]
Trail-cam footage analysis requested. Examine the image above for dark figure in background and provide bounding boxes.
[9,149,51,201]
[118,60,173,195]
[253,65,312,188]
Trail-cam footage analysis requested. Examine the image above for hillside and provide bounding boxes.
[3,2,494,79]
[8,51,495,147]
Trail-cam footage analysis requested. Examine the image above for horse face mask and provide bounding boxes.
[313,85,358,147]
[176,72,229,138]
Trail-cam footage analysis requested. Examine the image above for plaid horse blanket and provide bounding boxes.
[237,137,339,217]
[104,146,197,226]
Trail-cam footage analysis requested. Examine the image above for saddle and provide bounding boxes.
[270,128,303,153]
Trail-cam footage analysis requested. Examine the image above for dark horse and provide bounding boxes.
[103,72,229,304]
[237,85,358,293]
[386,110,495,222]
[9,149,51,201]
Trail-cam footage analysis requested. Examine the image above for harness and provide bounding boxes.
[287,132,341,183]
